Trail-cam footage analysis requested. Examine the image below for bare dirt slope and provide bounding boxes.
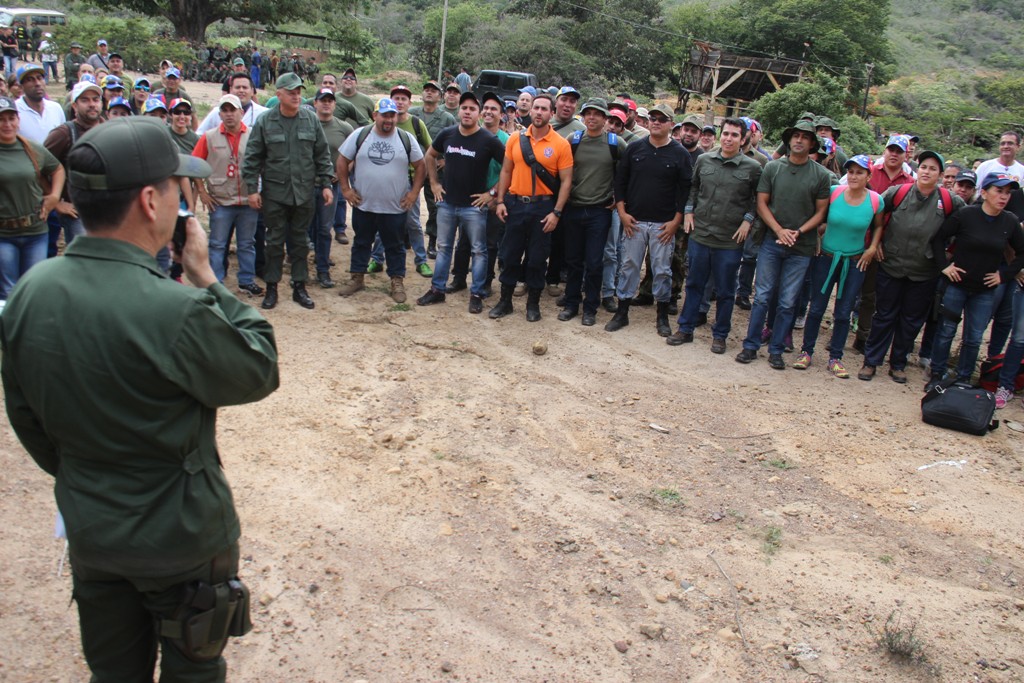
[1,76,1023,683]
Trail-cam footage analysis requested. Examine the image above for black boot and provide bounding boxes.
[526,288,542,322]
[656,301,671,337]
[605,298,631,332]
[488,284,515,319]
[261,282,278,310]
[292,281,315,309]
[427,235,437,259]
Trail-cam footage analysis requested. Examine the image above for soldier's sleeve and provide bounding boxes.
[162,284,279,407]
[1,335,59,476]
[241,116,266,195]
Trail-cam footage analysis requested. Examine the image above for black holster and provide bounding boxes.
[159,577,252,663]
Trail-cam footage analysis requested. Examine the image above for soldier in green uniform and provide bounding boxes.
[0,117,280,683]
[63,41,86,90]
[242,71,334,310]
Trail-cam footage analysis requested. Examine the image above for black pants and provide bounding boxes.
[498,200,552,290]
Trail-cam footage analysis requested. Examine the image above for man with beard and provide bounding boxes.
[337,67,376,123]
[44,81,103,254]
[14,64,64,144]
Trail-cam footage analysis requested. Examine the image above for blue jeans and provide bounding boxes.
[307,183,338,276]
[563,205,612,314]
[351,208,406,278]
[0,233,48,298]
[3,55,16,75]
[678,240,742,339]
[801,254,867,360]
[371,199,427,267]
[433,202,488,296]
[616,221,675,302]
[987,280,1013,357]
[601,211,622,298]
[334,195,348,234]
[930,283,997,381]
[998,283,1024,390]
[742,239,811,354]
[208,203,259,285]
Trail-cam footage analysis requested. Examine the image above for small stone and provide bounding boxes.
[439,523,453,536]
[1013,599,1024,610]
[532,341,547,356]
[664,570,676,581]
[717,627,740,642]
[979,582,991,591]
[690,644,704,658]
[614,640,629,653]
[655,594,669,603]
[386,466,401,475]
[440,661,455,673]
[639,624,665,640]
[308,583,320,594]
[259,592,274,606]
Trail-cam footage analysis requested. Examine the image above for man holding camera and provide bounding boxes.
[1,117,280,682]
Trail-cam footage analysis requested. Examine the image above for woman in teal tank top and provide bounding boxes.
[794,155,882,377]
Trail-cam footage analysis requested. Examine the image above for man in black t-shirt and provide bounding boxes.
[416,91,505,313]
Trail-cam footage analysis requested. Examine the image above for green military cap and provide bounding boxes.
[917,150,946,171]
[781,120,821,154]
[275,72,303,91]
[580,97,609,116]
[798,111,816,121]
[648,103,674,118]
[69,117,211,191]
[680,114,704,129]
[814,115,841,139]
[232,57,245,66]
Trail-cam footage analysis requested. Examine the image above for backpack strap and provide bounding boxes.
[518,130,559,197]
[938,187,954,216]
[830,185,846,203]
[569,129,583,156]
[869,189,880,214]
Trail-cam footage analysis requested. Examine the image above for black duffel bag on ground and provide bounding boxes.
[921,381,998,436]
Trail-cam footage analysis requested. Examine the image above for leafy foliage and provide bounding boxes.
[749,72,847,139]
[50,16,194,73]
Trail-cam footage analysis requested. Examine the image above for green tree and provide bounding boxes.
[749,72,847,139]
[82,0,361,43]
[51,16,194,74]
[413,1,498,76]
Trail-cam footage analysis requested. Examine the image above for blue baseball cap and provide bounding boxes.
[517,86,537,96]
[104,75,125,90]
[164,67,181,79]
[981,172,1021,190]
[557,86,581,99]
[504,100,517,110]
[885,134,909,152]
[80,73,97,84]
[844,154,872,171]
[144,97,168,113]
[16,64,44,82]
[107,96,132,111]
[375,97,398,114]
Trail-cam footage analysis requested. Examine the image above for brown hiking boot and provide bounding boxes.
[337,273,365,297]
[390,276,406,303]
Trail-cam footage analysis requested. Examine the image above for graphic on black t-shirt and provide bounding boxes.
[368,140,395,166]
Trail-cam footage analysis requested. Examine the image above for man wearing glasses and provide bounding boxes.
[605,103,692,337]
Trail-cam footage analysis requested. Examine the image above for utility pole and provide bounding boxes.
[437,0,449,82]
[861,63,874,119]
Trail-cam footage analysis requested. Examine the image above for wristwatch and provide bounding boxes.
[553,209,562,218]
[488,188,497,197]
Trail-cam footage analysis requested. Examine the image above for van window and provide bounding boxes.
[477,73,501,88]
[503,75,527,90]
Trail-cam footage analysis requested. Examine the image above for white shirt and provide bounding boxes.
[15,96,66,144]
[974,158,1024,198]
[196,101,268,135]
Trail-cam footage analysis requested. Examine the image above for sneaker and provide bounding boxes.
[783,332,794,353]
[335,232,349,245]
[238,282,264,297]
[710,338,726,354]
[768,353,786,370]
[416,288,446,306]
[601,296,618,313]
[316,272,335,289]
[794,315,806,330]
[367,259,383,274]
[735,348,757,364]
[857,364,876,381]
[468,295,483,314]
[828,358,850,379]
[918,356,931,370]
[417,263,433,277]
[760,326,772,344]
[735,295,751,310]
[793,352,811,370]
[995,386,1012,409]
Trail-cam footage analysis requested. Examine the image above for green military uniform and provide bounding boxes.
[337,89,376,124]
[242,98,333,286]
[1,238,279,681]
[63,50,86,88]
[332,96,369,127]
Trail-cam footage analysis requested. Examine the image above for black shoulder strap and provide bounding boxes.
[519,131,559,196]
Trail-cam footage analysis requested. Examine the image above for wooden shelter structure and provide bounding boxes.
[678,41,805,119]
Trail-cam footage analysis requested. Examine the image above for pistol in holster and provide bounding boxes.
[158,577,252,663]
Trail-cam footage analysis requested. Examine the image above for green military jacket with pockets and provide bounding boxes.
[242,105,334,205]
[1,237,280,576]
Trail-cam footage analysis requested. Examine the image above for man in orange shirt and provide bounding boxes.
[490,94,573,321]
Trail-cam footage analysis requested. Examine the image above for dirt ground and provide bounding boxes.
[2,76,1024,683]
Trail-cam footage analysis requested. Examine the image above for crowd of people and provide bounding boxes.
[2,41,1024,408]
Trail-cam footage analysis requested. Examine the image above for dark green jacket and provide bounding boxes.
[687,149,763,250]
[242,105,334,204]
[1,237,279,576]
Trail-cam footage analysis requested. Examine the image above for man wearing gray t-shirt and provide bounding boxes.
[336,97,426,303]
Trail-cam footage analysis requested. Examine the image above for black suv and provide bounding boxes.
[471,70,539,101]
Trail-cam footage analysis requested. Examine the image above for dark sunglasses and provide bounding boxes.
[648,115,671,124]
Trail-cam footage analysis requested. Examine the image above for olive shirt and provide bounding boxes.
[0,138,60,237]
[0,237,279,576]
[568,132,628,207]
[242,105,334,205]
[63,51,87,86]
[878,185,965,281]
[170,127,199,153]
[409,105,456,140]
[319,114,354,167]
[552,117,586,139]
[686,149,763,250]
[336,90,376,124]
[332,97,369,128]
[756,157,833,257]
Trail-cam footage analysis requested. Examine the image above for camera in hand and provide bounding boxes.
[173,210,194,252]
